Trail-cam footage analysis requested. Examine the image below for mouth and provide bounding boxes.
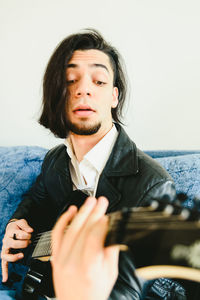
[73,105,95,117]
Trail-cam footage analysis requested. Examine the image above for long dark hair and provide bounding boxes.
[39,29,127,138]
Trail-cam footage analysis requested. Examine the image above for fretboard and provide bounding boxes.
[31,200,200,271]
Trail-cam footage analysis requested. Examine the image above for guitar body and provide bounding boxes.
[22,259,54,299]
[21,190,89,299]
[12,194,200,299]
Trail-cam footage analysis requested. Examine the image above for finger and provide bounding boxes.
[89,217,119,278]
[1,259,8,282]
[2,252,24,263]
[8,229,32,240]
[58,197,97,258]
[104,245,120,276]
[82,197,109,230]
[74,197,109,252]
[82,215,109,256]
[6,238,31,249]
[67,206,109,267]
[1,252,24,282]
[51,206,77,259]
[15,219,33,233]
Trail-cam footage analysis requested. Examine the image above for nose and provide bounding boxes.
[75,78,92,97]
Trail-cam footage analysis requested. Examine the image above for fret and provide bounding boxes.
[32,231,51,258]
[30,201,200,260]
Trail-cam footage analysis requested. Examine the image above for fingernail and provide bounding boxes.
[68,205,77,212]
[18,253,24,258]
[85,197,96,207]
[98,197,109,208]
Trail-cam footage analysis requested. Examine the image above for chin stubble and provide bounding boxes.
[66,120,101,135]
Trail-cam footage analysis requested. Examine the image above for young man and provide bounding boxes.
[1,29,178,299]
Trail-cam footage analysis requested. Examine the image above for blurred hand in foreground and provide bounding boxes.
[51,196,120,300]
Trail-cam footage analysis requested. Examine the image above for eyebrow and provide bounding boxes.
[66,63,110,74]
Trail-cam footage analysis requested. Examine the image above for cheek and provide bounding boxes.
[65,99,72,115]
[100,100,113,116]
[67,87,74,98]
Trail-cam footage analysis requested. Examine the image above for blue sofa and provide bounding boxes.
[0,146,200,298]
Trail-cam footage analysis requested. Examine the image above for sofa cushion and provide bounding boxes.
[0,146,48,241]
[0,146,48,291]
[155,153,200,207]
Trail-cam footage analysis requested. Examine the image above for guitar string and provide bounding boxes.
[23,201,200,257]
[31,220,199,248]
[31,204,187,240]
[31,213,197,245]
[30,202,199,245]
[31,227,200,258]
[31,214,188,244]
[31,203,196,244]
[31,226,200,258]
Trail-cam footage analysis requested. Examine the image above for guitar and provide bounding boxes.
[13,195,200,298]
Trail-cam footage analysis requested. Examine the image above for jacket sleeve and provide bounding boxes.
[108,250,143,300]
[10,149,59,231]
[141,180,177,205]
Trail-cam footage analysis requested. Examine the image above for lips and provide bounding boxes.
[73,105,95,112]
[73,105,95,117]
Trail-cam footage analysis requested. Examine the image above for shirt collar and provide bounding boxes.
[64,124,118,173]
[65,137,77,164]
[85,125,118,173]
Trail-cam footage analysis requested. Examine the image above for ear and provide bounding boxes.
[111,87,119,108]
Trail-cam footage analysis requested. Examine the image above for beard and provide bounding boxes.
[66,118,101,135]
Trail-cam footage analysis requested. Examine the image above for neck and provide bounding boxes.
[70,124,113,162]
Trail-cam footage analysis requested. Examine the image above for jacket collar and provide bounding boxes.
[54,123,138,178]
[103,123,139,177]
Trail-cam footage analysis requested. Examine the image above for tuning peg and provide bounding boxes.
[176,193,188,205]
[147,194,173,209]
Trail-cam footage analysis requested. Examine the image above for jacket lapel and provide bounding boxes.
[96,124,139,212]
[96,173,121,212]
[104,124,139,176]
[53,146,73,198]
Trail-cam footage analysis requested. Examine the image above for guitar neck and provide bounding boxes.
[31,200,200,273]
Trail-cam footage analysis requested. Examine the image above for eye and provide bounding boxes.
[95,80,106,86]
[66,79,76,84]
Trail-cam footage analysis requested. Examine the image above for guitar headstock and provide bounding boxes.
[142,192,200,222]
[105,192,200,278]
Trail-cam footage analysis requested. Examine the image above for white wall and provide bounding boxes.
[1,0,200,150]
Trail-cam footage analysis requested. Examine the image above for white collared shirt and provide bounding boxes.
[64,125,118,196]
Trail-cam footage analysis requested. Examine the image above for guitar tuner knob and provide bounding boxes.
[150,200,159,210]
[180,208,190,220]
[163,204,174,215]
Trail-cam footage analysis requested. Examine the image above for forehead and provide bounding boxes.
[67,49,112,71]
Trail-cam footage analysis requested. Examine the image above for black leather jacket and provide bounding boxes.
[12,124,185,299]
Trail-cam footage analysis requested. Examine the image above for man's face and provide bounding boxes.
[65,49,118,136]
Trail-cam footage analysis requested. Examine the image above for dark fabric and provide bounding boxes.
[143,278,186,300]
[11,124,181,300]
